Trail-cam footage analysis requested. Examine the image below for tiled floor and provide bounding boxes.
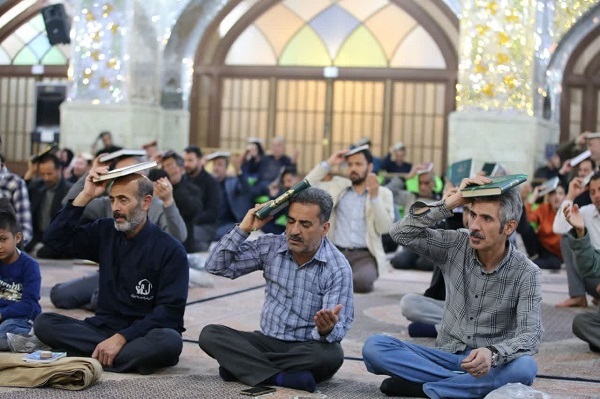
[1,256,599,398]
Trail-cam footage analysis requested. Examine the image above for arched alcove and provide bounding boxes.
[190,0,458,174]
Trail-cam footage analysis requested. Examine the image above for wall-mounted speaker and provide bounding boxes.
[41,4,70,45]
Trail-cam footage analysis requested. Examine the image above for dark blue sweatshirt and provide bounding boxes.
[44,202,189,342]
[0,251,41,320]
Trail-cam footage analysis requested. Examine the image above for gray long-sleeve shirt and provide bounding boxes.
[389,200,544,365]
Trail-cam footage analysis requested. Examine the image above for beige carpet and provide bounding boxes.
[4,259,598,398]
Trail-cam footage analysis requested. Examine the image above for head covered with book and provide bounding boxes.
[542,180,567,212]
[344,145,374,185]
[109,173,153,237]
[286,187,333,263]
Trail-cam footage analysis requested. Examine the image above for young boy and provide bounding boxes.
[0,210,41,351]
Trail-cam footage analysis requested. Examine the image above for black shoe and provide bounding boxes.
[380,376,425,397]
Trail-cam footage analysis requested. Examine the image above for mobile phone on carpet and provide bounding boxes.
[240,385,276,396]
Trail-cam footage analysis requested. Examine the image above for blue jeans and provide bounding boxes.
[0,318,33,351]
[362,334,537,399]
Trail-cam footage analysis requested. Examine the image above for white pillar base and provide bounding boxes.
[59,102,190,155]
[448,111,559,178]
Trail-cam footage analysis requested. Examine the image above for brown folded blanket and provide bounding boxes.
[0,353,102,390]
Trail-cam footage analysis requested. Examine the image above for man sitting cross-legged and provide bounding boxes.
[362,176,543,398]
[49,154,187,311]
[33,167,189,374]
[198,187,354,393]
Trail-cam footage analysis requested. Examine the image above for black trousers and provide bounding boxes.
[198,325,344,387]
[50,272,99,310]
[34,313,182,373]
[390,248,434,271]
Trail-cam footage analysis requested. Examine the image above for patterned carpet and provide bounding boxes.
[0,376,388,399]
[0,374,598,399]
[1,260,598,398]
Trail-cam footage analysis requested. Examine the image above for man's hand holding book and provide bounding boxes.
[73,166,111,207]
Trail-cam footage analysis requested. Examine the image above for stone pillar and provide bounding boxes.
[448,0,559,177]
[60,0,189,154]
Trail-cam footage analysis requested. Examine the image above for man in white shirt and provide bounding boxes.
[305,146,395,293]
[553,172,600,307]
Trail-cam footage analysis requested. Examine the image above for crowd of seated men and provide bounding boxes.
[1,130,599,397]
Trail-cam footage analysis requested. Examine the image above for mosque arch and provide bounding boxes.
[546,2,600,142]
[190,0,459,174]
[559,21,600,142]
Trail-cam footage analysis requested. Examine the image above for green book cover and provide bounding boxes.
[255,179,310,219]
[447,159,473,187]
[461,173,527,197]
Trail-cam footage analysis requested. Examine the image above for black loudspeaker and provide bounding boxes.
[41,4,70,45]
[35,84,66,127]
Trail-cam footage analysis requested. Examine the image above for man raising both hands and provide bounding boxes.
[362,175,543,398]
[199,187,354,393]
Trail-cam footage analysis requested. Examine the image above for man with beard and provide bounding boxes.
[362,176,542,398]
[182,145,221,251]
[199,187,353,393]
[24,153,72,257]
[48,154,187,310]
[305,145,395,293]
[162,150,204,252]
[32,169,188,375]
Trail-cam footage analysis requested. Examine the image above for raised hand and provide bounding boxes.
[239,202,273,233]
[559,159,572,176]
[314,304,342,336]
[73,166,110,207]
[153,177,174,207]
[567,177,584,201]
[444,175,492,210]
[366,173,380,198]
[91,154,109,170]
[564,203,585,237]
[327,150,349,167]
[528,185,542,205]
[269,180,280,198]
[443,181,458,199]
